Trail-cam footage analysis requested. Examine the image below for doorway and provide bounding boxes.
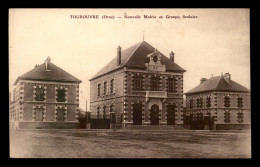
[133,104,142,125]
[166,105,175,125]
[150,104,159,125]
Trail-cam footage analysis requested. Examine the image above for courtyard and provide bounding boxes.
[9,129,251,158]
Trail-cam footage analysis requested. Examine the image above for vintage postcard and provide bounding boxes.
[9,8,250,158]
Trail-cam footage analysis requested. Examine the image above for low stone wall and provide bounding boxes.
[11,122,79,129]
[216,124,251,130]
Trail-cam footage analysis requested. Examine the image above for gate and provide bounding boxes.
[90,119,110,129]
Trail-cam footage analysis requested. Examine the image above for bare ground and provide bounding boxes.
[9,129,251,158]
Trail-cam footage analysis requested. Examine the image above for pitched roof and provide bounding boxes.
[90,41,186,80]
[14,61,81,85]
[185,75,250,94]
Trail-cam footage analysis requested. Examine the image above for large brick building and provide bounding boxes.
[184,73,250,130]
[89,41,186,128]
[9,57,81,129]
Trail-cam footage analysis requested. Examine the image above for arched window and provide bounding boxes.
[110,79,114,94]
[103,106,107,119]
[104,82,107,95]
[97,106,100,119]
[97,84,101,96]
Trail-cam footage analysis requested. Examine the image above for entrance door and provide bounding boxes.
[133,104,142,125]
[150,104,159,125]
[166,105,175,125]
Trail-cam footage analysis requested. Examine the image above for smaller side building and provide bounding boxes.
[184,73,250,130]
[9,57,82,129]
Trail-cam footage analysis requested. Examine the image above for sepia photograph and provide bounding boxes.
[9,8,251,158]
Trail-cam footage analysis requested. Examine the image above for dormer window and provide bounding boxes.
[153,56,158,62]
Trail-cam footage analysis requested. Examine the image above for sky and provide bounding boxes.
[9,9,250,111]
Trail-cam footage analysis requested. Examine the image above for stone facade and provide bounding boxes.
[90,42,186,128]
[9,58,81,129]
[185,75,250,130]
[9,80,80,129]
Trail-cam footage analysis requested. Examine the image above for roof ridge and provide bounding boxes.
[50,62,81,81]
[123,41,144,66]
[214,75,222,89]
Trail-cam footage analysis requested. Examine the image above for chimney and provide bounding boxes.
[45,57,51,71]
[224,73,231,84]
[117,46,121,66]
[170,51,175,62]
[200,78,207,84]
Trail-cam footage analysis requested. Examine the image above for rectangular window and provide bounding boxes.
[167,78,175,93]
[35,87,45,101]
[98,84,101,96]
[56,109,65,121]
[224,96,231,108]
[224,111,230,123]
[97,107,100,119]
[110,105,114,113]
[56,89,66,102]
[197,113,203,121]
[151,76,159,91]
[196,98,203,108]
[35,108,43,121]
[237,97,243,108]
[237,112,243,123]
[200,98,203,108]
[103,106,107,119]
[133,75,143,91]
[206,97,211,108]
[190,99,194,109]
[110,79,114,94]
[104,82,107,95]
